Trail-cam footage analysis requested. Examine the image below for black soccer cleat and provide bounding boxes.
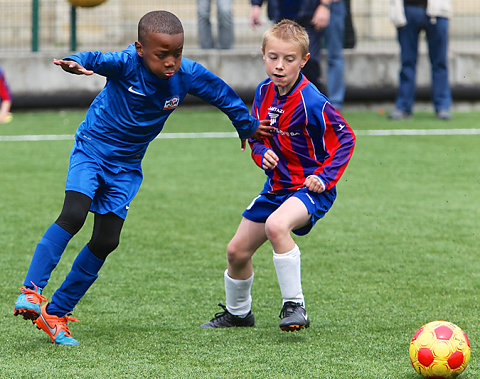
[278,301,310,332]
[201,303,254,328]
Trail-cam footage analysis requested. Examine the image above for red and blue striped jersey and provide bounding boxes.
[0,66,11,102]
[249,75,355,194]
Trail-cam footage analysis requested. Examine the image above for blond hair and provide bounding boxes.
[262,19,309,57]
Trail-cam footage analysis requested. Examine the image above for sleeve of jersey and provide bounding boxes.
[249,140,268,168]
[315,103,356,190]
[64,50,125,78]
[187,61,259,139]
[248,98,268,168]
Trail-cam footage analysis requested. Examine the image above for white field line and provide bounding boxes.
[356,128,480,136]
[0,134,75,141]
[1,129,480,142]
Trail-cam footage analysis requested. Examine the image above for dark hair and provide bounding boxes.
[138,11,184,43]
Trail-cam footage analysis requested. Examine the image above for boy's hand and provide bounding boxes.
[241,120,275,151]
[311,5,330,31]
[304,175,325,193]
[262,149,279,170]
[53,59,94,75]
[249,5,262,29]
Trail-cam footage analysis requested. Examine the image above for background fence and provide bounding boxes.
[0,0,479,54]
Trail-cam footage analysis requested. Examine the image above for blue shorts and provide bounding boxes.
[242,187,337,236]
[65,140,143,219]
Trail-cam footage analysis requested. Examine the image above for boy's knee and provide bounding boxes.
[226,241,239,263]
[88,235,120,260]
[264,216,288,242]
[55,191,91,235]
[55,211,87,236]
[226,241,250,267]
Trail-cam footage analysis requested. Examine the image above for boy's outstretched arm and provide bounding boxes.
[240,120,274,151]
[53,59,94,75]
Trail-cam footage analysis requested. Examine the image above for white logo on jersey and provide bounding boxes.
[277,129,301,137]
[164,96,180,110]
[267,107,284,126]
[268,112,280,126]
[128,86,146,97]
[337,123,346,131]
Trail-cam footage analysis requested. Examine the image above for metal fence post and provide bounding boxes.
[70,5,77,51]
[32,0,39,52]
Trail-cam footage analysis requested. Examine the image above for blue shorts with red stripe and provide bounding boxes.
[65,139,143,219]
[242,187,337,236]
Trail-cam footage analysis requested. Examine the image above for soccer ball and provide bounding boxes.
[67,0,107,7]
[409,320,471,378]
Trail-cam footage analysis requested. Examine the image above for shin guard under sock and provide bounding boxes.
[24,223,73,289]
[225,269,254,317]
[273,245,305,305]
[48,244,104,316]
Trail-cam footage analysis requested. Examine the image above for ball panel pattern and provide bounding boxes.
[409,321,470,378]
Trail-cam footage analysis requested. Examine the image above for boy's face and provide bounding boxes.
[135,32,184,79]
[262,36,309,96]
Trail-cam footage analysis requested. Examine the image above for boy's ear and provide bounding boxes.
[135,41,144,57]
[300,52,311,69]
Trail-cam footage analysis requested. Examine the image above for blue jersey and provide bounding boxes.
[65,45,259,170]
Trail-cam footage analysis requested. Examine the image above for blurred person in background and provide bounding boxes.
[197,0,234,49]
[0,65,12,123]
[249,0,348,110]
[309,0,347,110]
[389,0,452,120]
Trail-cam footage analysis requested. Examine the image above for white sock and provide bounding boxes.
[273,245,305,305]
[224,269,253,317]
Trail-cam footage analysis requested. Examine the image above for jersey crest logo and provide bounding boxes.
[267,107,284,126]
[268,112,280,126]
[163,96,180,110]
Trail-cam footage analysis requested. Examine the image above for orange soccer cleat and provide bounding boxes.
[34,303,80,346]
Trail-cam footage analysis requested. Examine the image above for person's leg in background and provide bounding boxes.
[217,0,234,49]
[392,5,423,117]
[304,26,326,94]
[425,16,451,119]
[197,0,214,49]
[324,0,346,110]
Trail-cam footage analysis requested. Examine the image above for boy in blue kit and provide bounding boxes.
[201,20,355,331]
[13,10,273,345]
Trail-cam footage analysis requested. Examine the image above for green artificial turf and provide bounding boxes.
[0,108,478,378]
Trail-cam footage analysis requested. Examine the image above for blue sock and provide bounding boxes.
[24,223,73,289]
[48,244,104,316]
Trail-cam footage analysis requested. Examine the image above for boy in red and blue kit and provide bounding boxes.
[0,65,12,123]
[202,19,355,331]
